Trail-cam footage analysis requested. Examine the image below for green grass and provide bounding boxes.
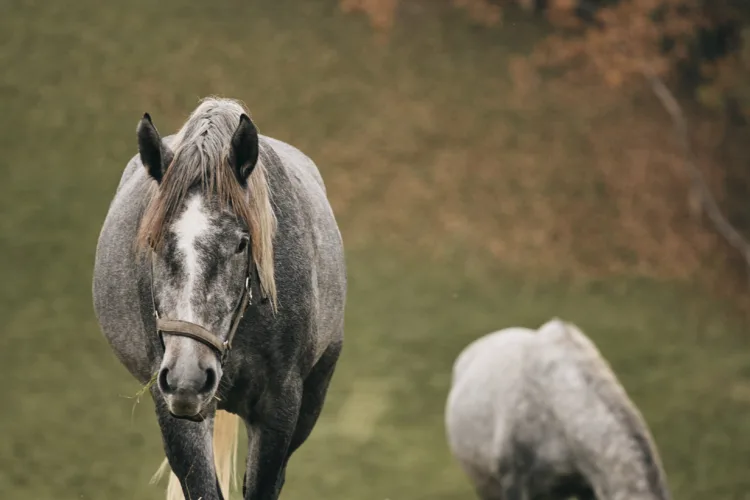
[0,1,748,499]
[302,252,750,500]
[4,248,749,500]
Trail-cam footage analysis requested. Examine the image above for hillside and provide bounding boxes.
[0,1,748,498]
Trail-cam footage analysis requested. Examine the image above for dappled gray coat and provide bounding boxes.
[445,318,671,500]
[93,98,346,500]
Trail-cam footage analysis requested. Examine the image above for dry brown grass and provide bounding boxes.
[322,66,748,292]
[329,0,750,304]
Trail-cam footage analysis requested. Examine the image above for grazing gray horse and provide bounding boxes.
[93,97,346,500]
[445,318,671,500]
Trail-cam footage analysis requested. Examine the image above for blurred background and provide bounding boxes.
[2,0,750,498]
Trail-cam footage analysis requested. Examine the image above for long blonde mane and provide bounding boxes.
[136,97,278,310]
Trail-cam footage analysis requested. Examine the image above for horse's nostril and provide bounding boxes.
[201,367,216,395]
[158,368,174,394]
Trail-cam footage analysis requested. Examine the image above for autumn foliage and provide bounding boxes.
[337,0,750,298]
[341,0,750,117]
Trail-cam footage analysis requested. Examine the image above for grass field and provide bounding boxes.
[1,1,749,499]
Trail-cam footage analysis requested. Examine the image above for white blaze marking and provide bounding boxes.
[172,194,209,324]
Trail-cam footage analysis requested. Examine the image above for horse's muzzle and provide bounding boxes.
[168,410,205,422]
[164,393,207,420]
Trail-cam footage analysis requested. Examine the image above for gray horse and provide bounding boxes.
[93,97,346,500]
[445,318,671,500]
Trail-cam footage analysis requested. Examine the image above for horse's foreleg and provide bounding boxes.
[242,342,341,499]
[243,383,303,500]
[153,395,223,500]
[288,341,342,456]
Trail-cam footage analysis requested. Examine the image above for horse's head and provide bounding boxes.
[137,111,259,419]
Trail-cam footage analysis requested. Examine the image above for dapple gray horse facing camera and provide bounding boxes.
[93,97,347,500]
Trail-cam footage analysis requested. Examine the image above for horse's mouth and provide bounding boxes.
[163,392,211,421]
[168,410,205,422]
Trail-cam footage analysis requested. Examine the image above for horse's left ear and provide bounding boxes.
[229,114,259,187]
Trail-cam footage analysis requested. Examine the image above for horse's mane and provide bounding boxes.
[136,97,278,311]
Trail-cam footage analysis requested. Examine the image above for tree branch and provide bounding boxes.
[645,69,750,284]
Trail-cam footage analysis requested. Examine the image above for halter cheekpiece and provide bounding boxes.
[149,242,259,366]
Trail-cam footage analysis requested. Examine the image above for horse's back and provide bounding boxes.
[450,327,536,384]
[446,322,598,477]
[262,136,327,193]
[260,135,346,363]
[447,319,666,498]
[536,320,669,496]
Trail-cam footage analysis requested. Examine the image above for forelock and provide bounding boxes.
[135,97,278,311]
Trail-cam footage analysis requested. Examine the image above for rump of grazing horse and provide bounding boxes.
[445,318,671,500]
[93,97,346,500]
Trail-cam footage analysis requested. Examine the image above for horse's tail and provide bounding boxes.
[213,410,241,496]
[150,410,241,500]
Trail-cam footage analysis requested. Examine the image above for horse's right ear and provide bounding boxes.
[137,113,173,183]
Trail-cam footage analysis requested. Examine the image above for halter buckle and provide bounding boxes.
[220,340,230,365]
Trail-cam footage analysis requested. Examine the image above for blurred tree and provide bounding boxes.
[341,0,750,282]
[341,0,748,115]
[530,1,750,275]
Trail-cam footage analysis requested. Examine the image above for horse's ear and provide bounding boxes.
[137,113,173,183]
[229,114,259,187]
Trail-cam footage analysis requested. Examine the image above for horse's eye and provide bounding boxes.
[236,237,248,254]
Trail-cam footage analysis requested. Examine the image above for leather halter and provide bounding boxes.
[149,243,258,365]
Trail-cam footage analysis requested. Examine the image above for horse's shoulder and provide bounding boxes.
[260,135,327,193]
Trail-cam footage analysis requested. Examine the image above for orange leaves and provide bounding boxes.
[604,69,623,88]
[530,0,708,89]
[452,0,502,26]
[340,0,398,31]
[507,55,541,103]
[549,0,577,9]
[339,0,747,113]
[340,0,509,31]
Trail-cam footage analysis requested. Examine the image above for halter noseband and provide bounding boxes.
[149,244,259,365]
